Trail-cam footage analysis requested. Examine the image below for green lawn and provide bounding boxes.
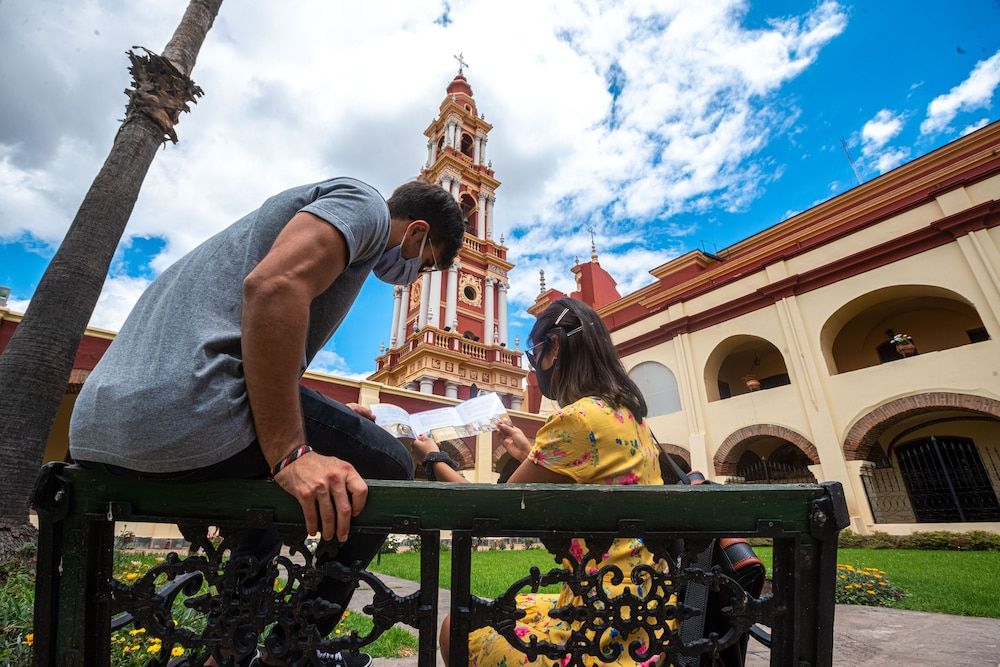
[370,546,1000,619]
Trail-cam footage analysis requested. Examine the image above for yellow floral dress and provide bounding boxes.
[467,396,669,666]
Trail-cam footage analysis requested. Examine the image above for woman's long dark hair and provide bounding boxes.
[529,298,648,420]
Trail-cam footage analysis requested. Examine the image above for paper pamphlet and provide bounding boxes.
[370,392,511,442]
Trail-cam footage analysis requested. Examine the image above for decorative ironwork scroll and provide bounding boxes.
[467,536,774,666]
[107,521,420,665]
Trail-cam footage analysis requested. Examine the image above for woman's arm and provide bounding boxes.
[411,436,468,483]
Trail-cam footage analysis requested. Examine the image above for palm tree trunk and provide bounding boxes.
[0,0,224,527]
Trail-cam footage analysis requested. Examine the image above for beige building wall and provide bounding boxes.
[614,127,1000,535]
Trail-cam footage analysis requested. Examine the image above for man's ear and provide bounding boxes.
[409,219,430,237]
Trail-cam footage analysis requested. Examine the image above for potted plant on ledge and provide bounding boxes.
[742,373,761,392]
[890,332,917,357]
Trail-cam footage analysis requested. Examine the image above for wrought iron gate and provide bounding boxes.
[896,436,1000,522]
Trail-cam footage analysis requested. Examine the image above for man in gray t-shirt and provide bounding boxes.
[69,179,462,661]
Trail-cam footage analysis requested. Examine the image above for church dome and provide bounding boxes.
[447,72,473,97]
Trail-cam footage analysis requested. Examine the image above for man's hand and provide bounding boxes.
[273,451,368,542]
[497,422,532,461]
[346,402,375,421]
[411,434,440,461]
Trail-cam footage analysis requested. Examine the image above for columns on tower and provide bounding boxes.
[473,135,482,164]
[445,381,459,400]
[477,192,487,238]
[445,264,459,331]
[450,178,460,201]
[395,284,410,346]
[389,286,403,348]
[429,269,443,327]
[484,277,496,346]
[480,136,488,164]
[498,282,509,347]
[418,274,430,329]
[485,195,495,240]
[426,138,436,168]
[419,376,435,394]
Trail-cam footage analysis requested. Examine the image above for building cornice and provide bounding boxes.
[602,122,1000,324]
[615,198,1000,357]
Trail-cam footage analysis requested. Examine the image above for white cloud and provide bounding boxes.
[921,50,1000,135]
[307,349,372,380]
[857,109,909,175]
[1,274,149,331]
[88,275,152,331]
[861,109,904,150]
[873,147,911,174]
[5,297,31,315]
[960,117,991,136]
[861,110,906,171]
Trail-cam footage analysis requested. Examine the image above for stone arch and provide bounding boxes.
[440,439,475,469]
[819,284,989,375]
[658,442,691,467]
[714,424,819,476]
[843,392,1000,461]
[704,335,791,402]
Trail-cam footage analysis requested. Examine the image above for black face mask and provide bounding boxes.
[535,361,556,399]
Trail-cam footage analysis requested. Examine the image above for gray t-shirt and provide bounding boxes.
[69,177,389,472]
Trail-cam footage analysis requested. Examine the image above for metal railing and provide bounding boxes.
[31,463,848,666]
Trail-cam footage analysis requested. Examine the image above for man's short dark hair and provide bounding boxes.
[387,181,464,268]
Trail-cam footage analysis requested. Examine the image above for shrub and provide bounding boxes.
[835,563,905,607]
[837,529,1000,551]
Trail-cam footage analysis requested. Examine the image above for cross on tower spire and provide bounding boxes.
[454,52,468,75]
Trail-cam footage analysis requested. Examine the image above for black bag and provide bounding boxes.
[658,451,767,667]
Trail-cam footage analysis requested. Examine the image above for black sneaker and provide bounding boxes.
[315,650,374,667]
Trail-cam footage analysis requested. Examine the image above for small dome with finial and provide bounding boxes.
[447,72,473,97]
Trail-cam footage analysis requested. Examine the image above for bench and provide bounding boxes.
[30,462,849,666]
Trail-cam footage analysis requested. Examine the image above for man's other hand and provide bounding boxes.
[346,402,375,421]
[273,451,367,542]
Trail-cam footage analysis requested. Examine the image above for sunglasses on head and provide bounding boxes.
[524,308,587,369]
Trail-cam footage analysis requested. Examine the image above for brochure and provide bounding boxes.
[370,392,511,442]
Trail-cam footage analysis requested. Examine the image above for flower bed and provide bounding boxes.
[835,563,905,607]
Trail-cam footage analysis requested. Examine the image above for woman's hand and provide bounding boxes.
[497,422,532,461]
[411,434,440,461]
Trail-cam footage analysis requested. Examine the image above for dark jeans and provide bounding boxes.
[78,385,414,639]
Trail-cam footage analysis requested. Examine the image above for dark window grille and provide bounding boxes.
[896,436,1000,522]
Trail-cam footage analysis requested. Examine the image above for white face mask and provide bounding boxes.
[374,230,428,285]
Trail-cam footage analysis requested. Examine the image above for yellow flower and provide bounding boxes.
[131,645,141,652]
[24,633,34,646]
[879,581,888,586]
[838,575,846,580]
[866,590,876,595]
[125,572,139,582]
[172,647,185,657]
[147,645,161,654]
[129,628,146,635]
[155,557,165,563]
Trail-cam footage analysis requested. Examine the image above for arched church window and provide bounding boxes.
[628,361,682,417]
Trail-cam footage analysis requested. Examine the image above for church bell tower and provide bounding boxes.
[369,64,527,409]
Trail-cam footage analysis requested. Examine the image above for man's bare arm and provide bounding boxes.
[242,211,367,542]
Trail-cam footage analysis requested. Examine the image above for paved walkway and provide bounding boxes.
[348,573,1000,666]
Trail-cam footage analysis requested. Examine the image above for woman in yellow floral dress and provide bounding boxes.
[413,298,669,666]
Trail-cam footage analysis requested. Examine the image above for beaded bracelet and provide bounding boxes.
[270,445,314,478]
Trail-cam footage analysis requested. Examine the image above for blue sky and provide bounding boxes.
[1,1,998,379]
